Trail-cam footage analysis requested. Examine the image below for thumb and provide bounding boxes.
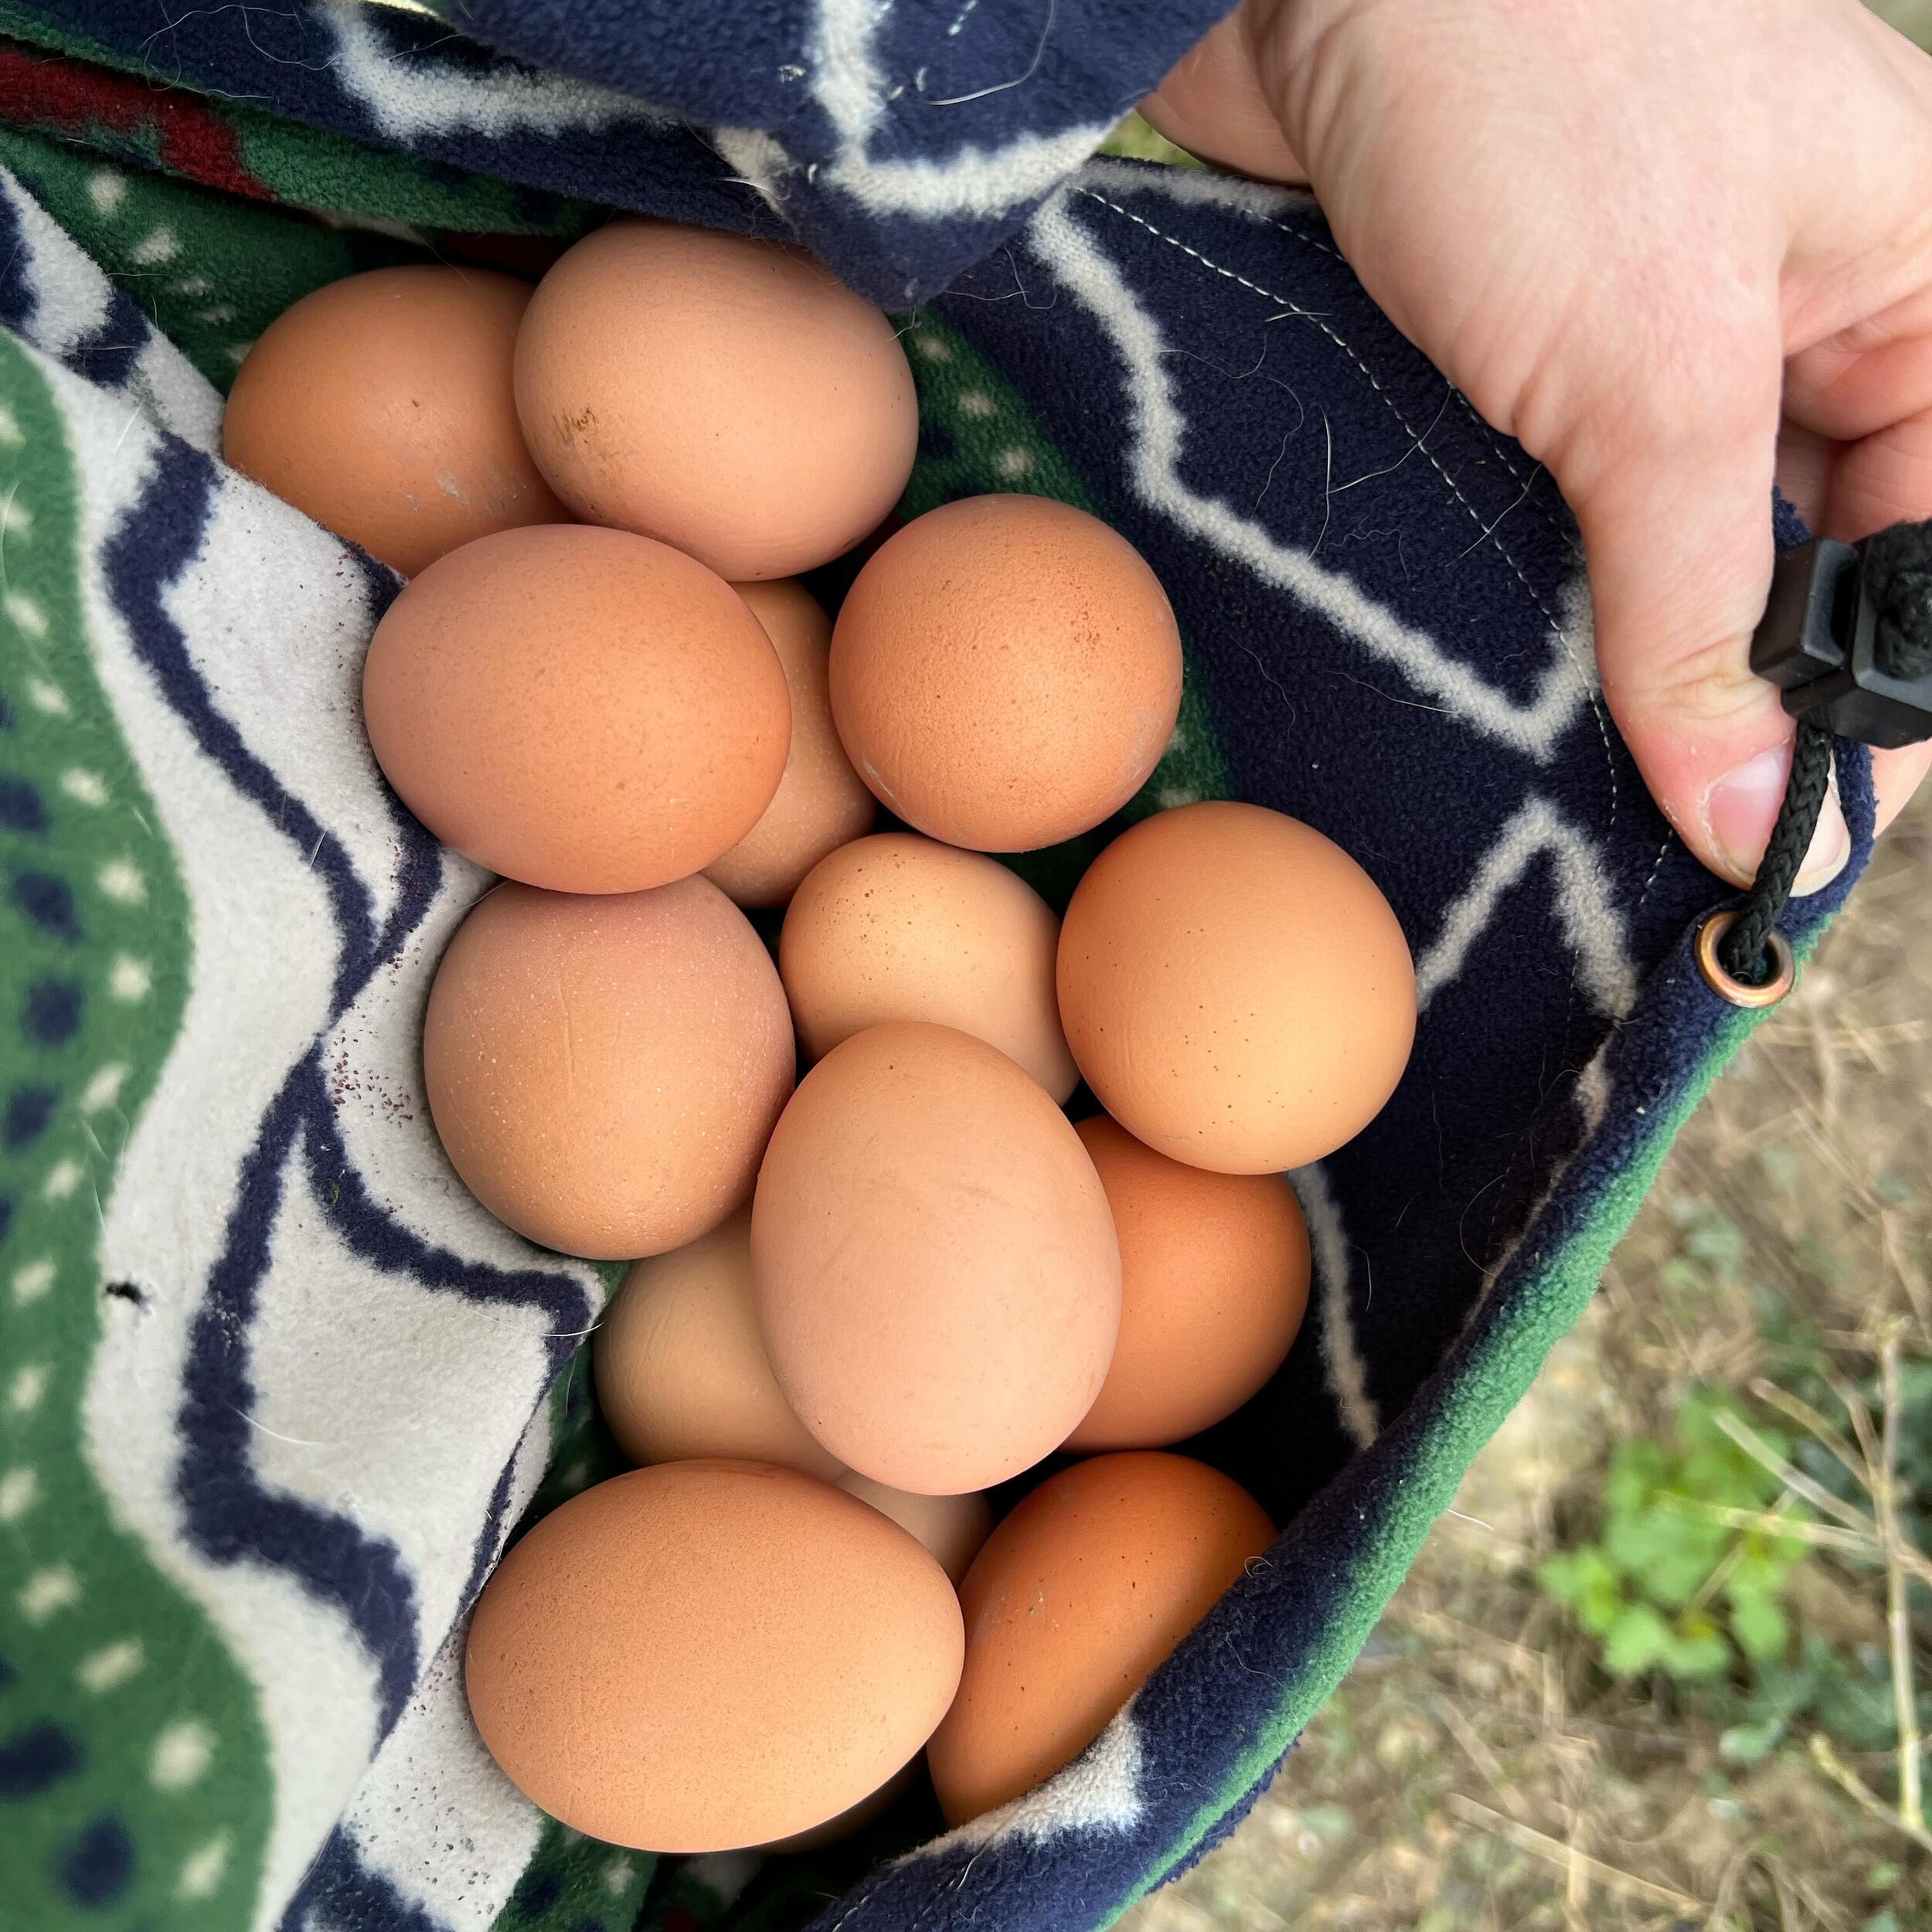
[1141,6,1306,184]
[1573,396,1852,899]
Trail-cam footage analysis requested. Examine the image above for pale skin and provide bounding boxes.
[1144,0,1932,895]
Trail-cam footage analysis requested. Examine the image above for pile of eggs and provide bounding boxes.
[224,219,1418,1855]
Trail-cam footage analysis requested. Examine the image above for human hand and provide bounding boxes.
[1144,0,1932,893]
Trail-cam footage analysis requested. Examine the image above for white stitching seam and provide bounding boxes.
[1071,182,1619,839]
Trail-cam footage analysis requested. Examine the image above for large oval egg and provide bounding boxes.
[423,879,794,1259]
[704,580,876,909]
[779,833,1077,1101]
[1057,801,1416,1172]
[595,1213,844,1479]
[223,266,570,577]
[927,1452,1274,1825]
[465,1462,964,1850]
[753,1022,1121,1494]
[1064,1114,1311,1450]
[514,220,917,580]
[828,495,1183,851]
[364,525,790,894]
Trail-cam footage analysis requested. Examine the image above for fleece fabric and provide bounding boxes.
[0,8,1869,1932]
[0,0,1231,305]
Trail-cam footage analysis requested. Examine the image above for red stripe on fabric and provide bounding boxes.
[0,42,271,201]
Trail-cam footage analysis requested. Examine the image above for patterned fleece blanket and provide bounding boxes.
[0,5,1870,1930]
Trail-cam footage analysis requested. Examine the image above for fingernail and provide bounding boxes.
[1792,787,1851,896]
[1706,745,1849,894]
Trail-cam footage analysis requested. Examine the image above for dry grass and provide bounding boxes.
[1128,792,1932,1931]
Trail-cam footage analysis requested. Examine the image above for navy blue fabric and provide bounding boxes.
[56,1812,137,1904]
[12,0,1226,304]
[0,1719,83,1796]
[281,1826,447,1932]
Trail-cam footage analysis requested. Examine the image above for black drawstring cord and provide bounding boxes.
[1719,519,1932,988]
[1714,714,1833,984]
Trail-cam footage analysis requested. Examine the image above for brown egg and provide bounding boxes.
[837,1473,993,1587]
[927,1452,1274,1825]
[1058,802,1416,1174]
[779,834,1077,1101]
[1064,1116,1311,1449]
[828,495,1184,851]
[753,1022,1121,1495]
[465,1461,963,1850]
[423,879,794,1259]
[363,525,789,894]
[704,581,876,908]
[594,1213,844,1479]
[514,220,917,580]
[223,266,569,577]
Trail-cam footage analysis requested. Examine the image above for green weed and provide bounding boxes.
[1539,1389,1812,1682]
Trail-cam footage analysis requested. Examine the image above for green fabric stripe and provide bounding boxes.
[0,335,270,1929]
[0,123,583,393]
[495,1816,655,1932]
[0,128,383,388]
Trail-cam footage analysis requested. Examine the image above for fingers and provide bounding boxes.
[1784,309,1932,446]
[1774,418,1833,531]
[1141,6,1308,183]
[1571,368,1852,898]
[1876,742,1932,838]
[1806,399,1932,545]
[1784,396,1932,844]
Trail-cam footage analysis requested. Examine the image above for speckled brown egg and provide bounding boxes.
[704,580,876,908]
[513,220,917,580]
[752,1022,1121,1495]
[423,879,794,1259]
[464,1461,964,1850]
[1063,1115,1311,1449]
[927,1452,1274,1825]
[828,495,1184,850]
[779,833,1077,1101]
[362,524,789,894]
[1057,802,1416,1174]
[223,266,569,577]
[594,1213,845,1479]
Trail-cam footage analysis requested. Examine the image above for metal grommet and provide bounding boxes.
[1695,909,1797,1010]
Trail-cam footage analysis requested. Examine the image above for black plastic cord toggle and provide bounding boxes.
[1750,522,1932,749]
[1707,519,1932,993]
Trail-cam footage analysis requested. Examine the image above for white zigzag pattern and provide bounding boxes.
[62,372,391,1932]
[2,191,600,1927]
[325,1,671,138]
[1077,156,1588,572]
[1290,1165,1379,1451]
[910,1706,1145,1859]
[0,172,219,452]
[808,0,1112,219]
[1023,189,1592,762]
[1024,180,1638,1028]
[1413,797,1637,1019]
